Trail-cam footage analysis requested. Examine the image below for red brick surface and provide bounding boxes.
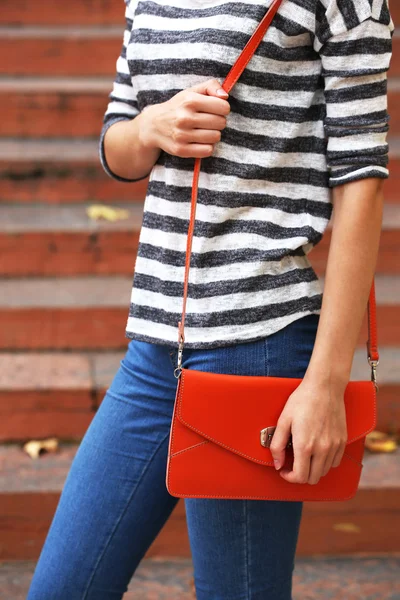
[309,231,400,276]
[1,202,399,276]
[0,32,121,77]
[0,231,140,276]
[0,305,397,350]
[3,0,399,28]
[1,84,395,140]
[0,353,94,441]
[0,88,111,138]
[1,0,127,26]
[1,29,399,78]
[0,443,399,560]
[0,308,128,350]
[385,157,400,203]
[0,348,399,441]
[0,157,149,204]
[0,203,142,276]
[388,87,400,137]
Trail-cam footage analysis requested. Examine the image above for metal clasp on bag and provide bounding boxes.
[368,356,379,392]
[174,334,184,379]
[260,426,292,449]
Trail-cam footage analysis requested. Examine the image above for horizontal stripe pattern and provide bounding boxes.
[99,0,394,349]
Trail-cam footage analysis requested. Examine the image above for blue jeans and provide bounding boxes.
[27,313,320,600]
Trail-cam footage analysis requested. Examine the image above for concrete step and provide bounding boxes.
[0,139,149,204]
[1,0,125,26]
[1,556,400,600]
[0,274,398,350]
[0,77,113,138]
[0,203,142,276]
[0,442,399,560]
[1,76,399,139]
[0,276,130,350]
[0,138,398,204]
[0,202,398,277]
[0,351,110,442]
[0,348,398,442]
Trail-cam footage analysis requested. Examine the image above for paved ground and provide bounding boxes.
[1,556,399,599]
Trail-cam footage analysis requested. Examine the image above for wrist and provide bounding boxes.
[137,104,162,152]
[303,364,350,396]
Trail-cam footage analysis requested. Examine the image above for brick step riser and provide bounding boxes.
[0,231,398,276]
[0,161,149,204]
[1,0,127,25]
[0,91,109,138]
[0,38,399,77]
[2,89,400,137]
[1,161,399,204]
[0,232,140,277]
[3,1,399,26]
[0,39,119,77]
[1,489,399,560]
[1,383,398,442]
[0,307,398,350]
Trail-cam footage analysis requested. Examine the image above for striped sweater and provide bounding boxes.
[99,0,395,349]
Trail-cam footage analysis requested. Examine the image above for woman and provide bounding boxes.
[27,0,394,598]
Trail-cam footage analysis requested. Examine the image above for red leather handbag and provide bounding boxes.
[166,0,379,502]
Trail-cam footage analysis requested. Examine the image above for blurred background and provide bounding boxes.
[0,1,399,598]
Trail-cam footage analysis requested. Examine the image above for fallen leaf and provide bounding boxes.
[365,430,398,453]
[23,438,59,459]
[86,204,130,222]
[333,523,361,533]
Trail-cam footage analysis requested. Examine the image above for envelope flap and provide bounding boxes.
[176,369,377,467]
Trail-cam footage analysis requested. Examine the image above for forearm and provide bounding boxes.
[304,177,384,392]
[103,105,161,181]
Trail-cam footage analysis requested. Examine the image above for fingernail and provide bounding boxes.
[274,459,280,470]
[217,89,228,97]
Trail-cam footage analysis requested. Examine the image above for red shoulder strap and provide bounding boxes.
[177,0,379,378]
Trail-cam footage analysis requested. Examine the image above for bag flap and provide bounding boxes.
[176,369,377,467]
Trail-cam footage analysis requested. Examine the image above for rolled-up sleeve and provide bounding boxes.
[314,0,395,187]
[99,0,149,182]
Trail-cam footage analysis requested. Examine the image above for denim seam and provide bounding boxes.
[264,335,270,377]
[81,430,172,600]
[244,500,250,600]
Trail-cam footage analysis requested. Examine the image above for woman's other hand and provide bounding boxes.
[269,378,348,485]
[139,78,230,158]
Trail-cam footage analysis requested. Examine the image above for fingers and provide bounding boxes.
[190,78,229,99]
[187,79,231,117]
[193,113,227,131]
[269,416,292,471]
[279,441,312,484]
[281,438,347,485]
[321,446,338,477]
[332,440,346,468]
[307,452,327,485]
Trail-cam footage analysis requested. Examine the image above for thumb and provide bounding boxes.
[269,418,292,470]
[190,78,229,98]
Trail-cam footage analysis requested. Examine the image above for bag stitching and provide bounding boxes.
[167,370,366,501]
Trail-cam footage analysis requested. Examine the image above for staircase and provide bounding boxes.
[0,0,399,591]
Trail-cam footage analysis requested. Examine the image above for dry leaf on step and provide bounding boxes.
[365,430,398,453]
[86,204,130,222]
[333,523,361,533]
[23,438,59,459]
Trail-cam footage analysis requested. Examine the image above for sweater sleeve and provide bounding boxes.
[313,0,395,188]
[99,0,151,183]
